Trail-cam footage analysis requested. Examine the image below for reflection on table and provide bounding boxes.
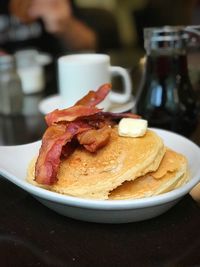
[0,93,46,145]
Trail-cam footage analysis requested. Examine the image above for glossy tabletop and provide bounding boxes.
[0,54,200,266]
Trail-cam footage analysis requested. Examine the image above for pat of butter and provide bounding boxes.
[118,118,148,137]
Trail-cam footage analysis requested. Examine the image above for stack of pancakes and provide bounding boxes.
[27,128,189,200]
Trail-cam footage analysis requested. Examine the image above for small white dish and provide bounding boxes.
[0,129,200,224]
[38,94,136,115]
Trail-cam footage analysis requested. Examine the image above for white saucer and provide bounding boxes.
[38,94,136,115]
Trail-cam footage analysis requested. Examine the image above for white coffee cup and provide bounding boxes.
[58,53,132,108]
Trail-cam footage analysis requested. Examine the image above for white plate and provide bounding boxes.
[0,129,200,224]
[38,94,136,114]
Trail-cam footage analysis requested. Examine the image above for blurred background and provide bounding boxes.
[75,0,199,49]
[1,0,200,77]
[74,0,200,107]
[74,0,200,88]
[1,0,200,106]
[1,0,200,143]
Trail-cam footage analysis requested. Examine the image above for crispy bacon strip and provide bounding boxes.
[45,84,139,127]
[36,83,141,185]
[102,111,141,120]
[35,122,91,185]
[45,105,102,126]
[45,84,111,126]
[81,111,140,126]
[77,125,112,152]
[75,83,111,107]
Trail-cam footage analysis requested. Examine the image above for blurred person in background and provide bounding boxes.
[0,0,94,57]
[0,0,121,55]
[0,0,121,93]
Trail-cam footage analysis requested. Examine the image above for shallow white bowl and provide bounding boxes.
[0,129,200,224]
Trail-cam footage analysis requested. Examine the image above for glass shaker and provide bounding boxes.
[136,26,198,137]
[0,54,23,115]
[15,49,45,94]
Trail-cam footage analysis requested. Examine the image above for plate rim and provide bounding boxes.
[0,128,200,210]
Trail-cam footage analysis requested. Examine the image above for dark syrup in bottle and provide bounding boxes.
[136,27,198,137]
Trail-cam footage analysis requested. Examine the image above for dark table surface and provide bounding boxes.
[0,50,200,267]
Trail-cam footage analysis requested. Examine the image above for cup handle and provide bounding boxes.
[109,66,132,103]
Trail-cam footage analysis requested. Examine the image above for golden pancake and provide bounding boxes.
[27,128,165,199]
[109,149,189,200]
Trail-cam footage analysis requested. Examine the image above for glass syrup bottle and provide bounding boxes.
[136,26,198,137]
